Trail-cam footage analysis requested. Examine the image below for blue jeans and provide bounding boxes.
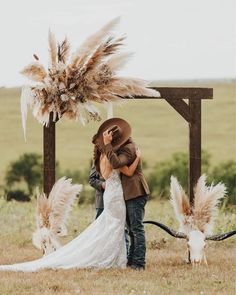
[126,195,148,268]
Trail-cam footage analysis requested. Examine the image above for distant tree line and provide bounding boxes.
[2,151,236,205]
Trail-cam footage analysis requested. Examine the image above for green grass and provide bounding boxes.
[0,199,235,295]
[0,82,235,186]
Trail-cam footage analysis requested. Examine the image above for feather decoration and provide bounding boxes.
[170,175,227,235]
[170,176,191,232]
[80,36,126,78]
[20,85,33,141]
[48,30,57,69]
[48,177,82,236]
[33,177,82,254]
[105,77,160,98]
[36,192,51,228]
[20,17,160,135]
[70,17,120,70]
[106,52,133,72]
[21,62,47,82]
[57,37,70,64]
[193,176,226,234]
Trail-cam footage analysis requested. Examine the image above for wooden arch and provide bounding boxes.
[43,87,213,204]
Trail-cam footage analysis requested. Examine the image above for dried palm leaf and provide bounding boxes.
[107,77,160,98]
[81,36,126,78]
[106,52,133,72]
[58,37,70,64]
[20,85,34,141]
[170,176,191,232]
[32,177,82,254]
[48,177,82,236]
[21,62,47,82]
[69,17,120,70]
[36,192,52,228]
[193,175,226,234]
[48,30,57,69]
[21,17,160,136]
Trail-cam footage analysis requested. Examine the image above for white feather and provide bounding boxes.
[107,52,133,71]
[48,177,83,235]
[193,174,208,208]
[20,85,33,141]
[71,17,120,68]
[193,179,226,233]
[170,176,185,225]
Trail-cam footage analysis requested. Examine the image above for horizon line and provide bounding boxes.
[1,78,236,89]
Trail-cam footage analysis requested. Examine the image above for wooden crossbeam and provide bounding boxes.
[43,87,213,202]
[132,87,213,100]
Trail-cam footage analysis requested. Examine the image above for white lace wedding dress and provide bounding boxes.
[0,170,127,272]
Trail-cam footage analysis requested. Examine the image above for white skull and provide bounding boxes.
[187,230,206,264]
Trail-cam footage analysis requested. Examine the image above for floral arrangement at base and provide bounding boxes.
[21,17,160,137]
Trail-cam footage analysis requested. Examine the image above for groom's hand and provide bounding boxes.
[103,129,113,145]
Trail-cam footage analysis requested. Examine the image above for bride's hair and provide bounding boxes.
[93,144,102,175]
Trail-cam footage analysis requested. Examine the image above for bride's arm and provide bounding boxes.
[119,148,141,177]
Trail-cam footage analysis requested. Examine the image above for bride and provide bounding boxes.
[0,123,140,272]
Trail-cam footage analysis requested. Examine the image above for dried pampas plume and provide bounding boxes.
[33,177,82,255]
[20,18,160,139]
[170,175,226,235]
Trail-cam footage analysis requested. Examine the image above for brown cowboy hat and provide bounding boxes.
[92,118,131,150]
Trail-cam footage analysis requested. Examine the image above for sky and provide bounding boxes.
[0,0,235,87]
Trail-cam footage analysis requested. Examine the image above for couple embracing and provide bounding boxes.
[0,118,150,272]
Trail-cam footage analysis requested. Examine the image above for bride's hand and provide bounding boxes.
[136,147,141,158]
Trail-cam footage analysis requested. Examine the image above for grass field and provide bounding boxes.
[0,81,236,186]
[0,81,235,293]
[0,198,235,295]
[0,83,236,295]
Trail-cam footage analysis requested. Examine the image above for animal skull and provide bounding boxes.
[187,230,206,264]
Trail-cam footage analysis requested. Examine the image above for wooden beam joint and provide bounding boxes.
[165,98,190,122]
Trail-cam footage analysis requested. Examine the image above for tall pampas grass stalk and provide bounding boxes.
[170,174,226,235]
[20,17,160,140]
[33,177,82,255]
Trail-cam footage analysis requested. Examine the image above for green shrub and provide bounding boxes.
[4,189,31,202]
[210,161,236,204]
[148,150,211,199]
[5,153,43,197]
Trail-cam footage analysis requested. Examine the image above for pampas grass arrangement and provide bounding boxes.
[20,17,159,138]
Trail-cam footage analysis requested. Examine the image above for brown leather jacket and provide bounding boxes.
[104,138,150,201]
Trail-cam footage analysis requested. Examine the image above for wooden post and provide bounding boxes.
[189,100,201,204]
[43,112,56,196]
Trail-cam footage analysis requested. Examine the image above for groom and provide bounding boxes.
[96,118,150,270]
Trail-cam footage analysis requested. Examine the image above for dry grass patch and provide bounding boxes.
[0,199,235,294]
[0,244,235,295]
